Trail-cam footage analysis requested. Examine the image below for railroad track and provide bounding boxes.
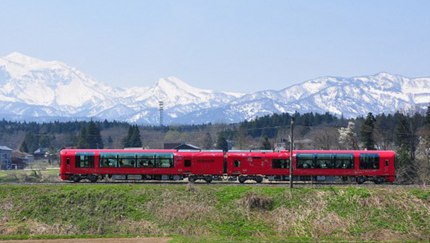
[0,180,422,188]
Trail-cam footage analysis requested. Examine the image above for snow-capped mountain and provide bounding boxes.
[0,52,429,124]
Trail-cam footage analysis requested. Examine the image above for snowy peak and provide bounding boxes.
[0,52,429,124]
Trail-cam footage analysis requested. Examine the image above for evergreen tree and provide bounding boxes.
[426,106,430,125]
[203,132,213,149]
[87,121,103,148]
[22,132,39,153]
[360,112,376,150]
[216,134,229,152]
[129,125,142,147]
[77,121,103,148]
[261,136,272,150]
[123,125,142,148]
[20,140,29,153]
[77,126,89,148]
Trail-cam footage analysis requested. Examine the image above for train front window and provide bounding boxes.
[75,153,94,168]
[359,154,380,169]
[272,159,290,169]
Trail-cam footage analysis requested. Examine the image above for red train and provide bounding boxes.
[59,149,396,184]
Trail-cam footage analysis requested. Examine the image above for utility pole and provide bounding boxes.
[289,117,294,188]
[159,101,164,127]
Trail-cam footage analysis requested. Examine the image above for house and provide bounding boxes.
[12,150,34,169]
[163,143,201,150]
[33,148,49,160]
[0,146,13,170]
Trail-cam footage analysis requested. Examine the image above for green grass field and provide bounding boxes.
[0,184,429,242]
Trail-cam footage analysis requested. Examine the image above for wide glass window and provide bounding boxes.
[360,154,380,169]
[136,154,155,168]
[100,153,118,167]
[118,154,136,168]
[315,154,334,169]
[296,154,315,169]
[75,153,94,168]
[336,154,354,169]
[272,158,290,169]
[156,153,174,168]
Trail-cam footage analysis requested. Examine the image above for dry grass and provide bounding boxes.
[239,192,274,211]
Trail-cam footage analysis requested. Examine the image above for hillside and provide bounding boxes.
[0,184,429,242]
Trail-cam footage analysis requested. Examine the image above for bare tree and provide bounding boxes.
[338,121,359,149]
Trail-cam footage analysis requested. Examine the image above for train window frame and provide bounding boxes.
[75,153,95,168]
[272,158,290,169]
[359,154,380,170]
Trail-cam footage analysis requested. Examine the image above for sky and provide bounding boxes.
[0,0,429,93]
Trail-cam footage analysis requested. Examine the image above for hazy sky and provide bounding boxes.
[1,0,429,92]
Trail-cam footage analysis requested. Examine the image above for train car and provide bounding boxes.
[292,150,396,184]
[60,148,184,182]
[226,150,290,183]
[60,148,395,184]
[174,150,225,183]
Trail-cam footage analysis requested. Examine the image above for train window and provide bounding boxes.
[272,159,290,169]
[335,154,354,169]
[66,158,70,165]
[234,160,241,167]
[136,154,155,168]
[359,154,380,169]
[385,160,389,166]
[296,154,315,169]
[156,153,174,168]
[75,153,94,168]
[315,154,334,169]
[184,160,191,167]
[100,153,118,167]
[118,154,136,168]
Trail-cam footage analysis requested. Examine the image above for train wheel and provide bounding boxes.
[89,175,98,183]
[356,176,366,184]
[205,176,212,183]
[239,176,246,184]
[374,177,384,184]
[255,176,263,183]
[71,175,81,183]
[188,176,195,183]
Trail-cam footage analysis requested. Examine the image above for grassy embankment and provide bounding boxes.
[0,184,429,242]
[0,168,60,183]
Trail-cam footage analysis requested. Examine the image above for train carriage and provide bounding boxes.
[60,148,396,184]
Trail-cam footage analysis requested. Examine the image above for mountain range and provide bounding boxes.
[0,52,429,124]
